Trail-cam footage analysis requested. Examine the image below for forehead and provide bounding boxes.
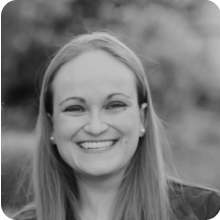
[52,50,138,98]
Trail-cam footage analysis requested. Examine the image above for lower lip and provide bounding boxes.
[78,140,118,153]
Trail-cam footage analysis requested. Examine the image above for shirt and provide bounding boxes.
[170,182,220,220]
[14,182,220,220]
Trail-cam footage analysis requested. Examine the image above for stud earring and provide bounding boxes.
[50,136,55,144]
[140,128,145,136]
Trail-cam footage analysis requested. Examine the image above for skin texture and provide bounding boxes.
[52,49,146,178]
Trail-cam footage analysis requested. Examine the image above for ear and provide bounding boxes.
[139,103,147,123]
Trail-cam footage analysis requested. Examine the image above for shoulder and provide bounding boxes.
[169,181,220,220]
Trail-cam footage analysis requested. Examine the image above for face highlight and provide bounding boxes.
[51,50,146,177]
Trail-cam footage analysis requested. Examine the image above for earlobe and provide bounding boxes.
[50,136,56,145]
[140,127,146,137]
[141,103,147,110]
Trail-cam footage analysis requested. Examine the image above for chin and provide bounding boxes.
[79,163,124,177]
[84,167,115,177]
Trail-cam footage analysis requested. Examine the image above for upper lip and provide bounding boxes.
[77,139,118,145]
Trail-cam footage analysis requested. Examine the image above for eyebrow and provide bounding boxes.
[59,93,131,106]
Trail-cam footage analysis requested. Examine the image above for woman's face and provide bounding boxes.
[51,50,146,177]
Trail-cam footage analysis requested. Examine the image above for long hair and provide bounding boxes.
[14,31,175,220]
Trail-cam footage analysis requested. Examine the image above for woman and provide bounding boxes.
[13,31,220,220]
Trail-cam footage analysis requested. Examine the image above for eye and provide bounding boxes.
[106,102,127,110]
[64,105,85,112]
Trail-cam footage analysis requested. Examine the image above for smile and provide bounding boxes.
[78,140,118,150]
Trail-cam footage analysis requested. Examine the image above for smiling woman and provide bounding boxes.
[51,49,146,177]
[12,32,220,220]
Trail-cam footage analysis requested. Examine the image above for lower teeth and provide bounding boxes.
[85,145,111,150]
[88,146,109,149]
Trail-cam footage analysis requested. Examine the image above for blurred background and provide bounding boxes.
[1,0,220,215]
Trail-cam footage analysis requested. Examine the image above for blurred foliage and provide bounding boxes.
[1,0,220,211]
[2,0,220,130]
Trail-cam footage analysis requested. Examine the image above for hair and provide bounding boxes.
[13,31,179,220]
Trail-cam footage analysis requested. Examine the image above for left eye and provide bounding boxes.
[64,105,85,112]
[106,102,127,110]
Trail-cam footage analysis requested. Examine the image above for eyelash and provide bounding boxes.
[64,105,85,112]
[64,102,127,112]
[106,102,127,110]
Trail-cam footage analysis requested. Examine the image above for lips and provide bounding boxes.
[77,140,118,150]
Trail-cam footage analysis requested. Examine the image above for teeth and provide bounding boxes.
[80,141,114,149]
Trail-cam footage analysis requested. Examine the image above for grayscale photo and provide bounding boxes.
[1,0,220,220]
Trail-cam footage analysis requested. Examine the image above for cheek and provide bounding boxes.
[52,117,84,164]
[113,112,141,165]
[52,118,82,168]
[110,111,141,160]
[112,110,141,136]
[53,115,84,139]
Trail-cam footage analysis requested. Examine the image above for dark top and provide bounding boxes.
[14,182,220,220]
[170,182,220,220]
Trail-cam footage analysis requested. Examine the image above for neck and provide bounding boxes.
[76,170,124,220]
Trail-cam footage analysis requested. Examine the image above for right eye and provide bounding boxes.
[64,105,85,112]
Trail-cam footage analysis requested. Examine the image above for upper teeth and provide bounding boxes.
[80,141,114,149]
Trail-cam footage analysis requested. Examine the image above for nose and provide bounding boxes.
[84,112,108,135]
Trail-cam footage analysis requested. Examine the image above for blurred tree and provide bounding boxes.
[1,0,102,130]
[2,0,220,130]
